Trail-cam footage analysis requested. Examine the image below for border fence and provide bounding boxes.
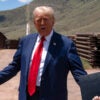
[0,32,100,67]
[68,33,100,67]
[0,32,19,49]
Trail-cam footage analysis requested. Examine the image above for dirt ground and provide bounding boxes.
[0,49,100,100]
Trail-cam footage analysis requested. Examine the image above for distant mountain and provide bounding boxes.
[0,0,100,39]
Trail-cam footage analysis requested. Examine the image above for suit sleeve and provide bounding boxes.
[0,38,23,84]
[67,41,87,84]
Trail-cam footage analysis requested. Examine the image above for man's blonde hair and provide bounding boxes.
[33,6,55,19]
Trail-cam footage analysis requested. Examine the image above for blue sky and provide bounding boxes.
[0,0,33,11]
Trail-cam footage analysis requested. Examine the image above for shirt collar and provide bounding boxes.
[37,30,53,42]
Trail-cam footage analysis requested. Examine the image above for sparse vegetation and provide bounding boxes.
[0,0,100,40]
[81,58,92,69]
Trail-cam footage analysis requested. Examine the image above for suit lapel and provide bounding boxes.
[42,32,61,74]
[25,33,38,76]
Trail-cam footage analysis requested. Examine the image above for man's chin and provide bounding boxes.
[39,31,49,36]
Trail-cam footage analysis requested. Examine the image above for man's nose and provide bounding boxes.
[41,19,45,25]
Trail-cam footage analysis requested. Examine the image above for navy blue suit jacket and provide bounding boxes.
[0,31,87,100]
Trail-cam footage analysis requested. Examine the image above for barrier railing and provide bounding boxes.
[67,33,100,67]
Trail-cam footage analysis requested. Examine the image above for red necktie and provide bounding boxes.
[28,37,45,96]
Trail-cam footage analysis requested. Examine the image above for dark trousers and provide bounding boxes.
[27,87,40,100]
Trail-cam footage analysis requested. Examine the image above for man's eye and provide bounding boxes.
[36,19,41,23]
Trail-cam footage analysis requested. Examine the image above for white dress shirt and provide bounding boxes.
[30,30,53,86]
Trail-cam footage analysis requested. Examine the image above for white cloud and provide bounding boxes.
[0,0,8,2]
[18,0,33,3]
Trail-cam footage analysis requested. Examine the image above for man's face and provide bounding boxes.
[34,12,55,36]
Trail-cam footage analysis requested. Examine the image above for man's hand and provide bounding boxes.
[92,96,100,100]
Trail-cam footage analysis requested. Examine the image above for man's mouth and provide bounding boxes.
[41,26,46,30]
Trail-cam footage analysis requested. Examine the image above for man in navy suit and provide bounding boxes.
[0,6,87,100]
